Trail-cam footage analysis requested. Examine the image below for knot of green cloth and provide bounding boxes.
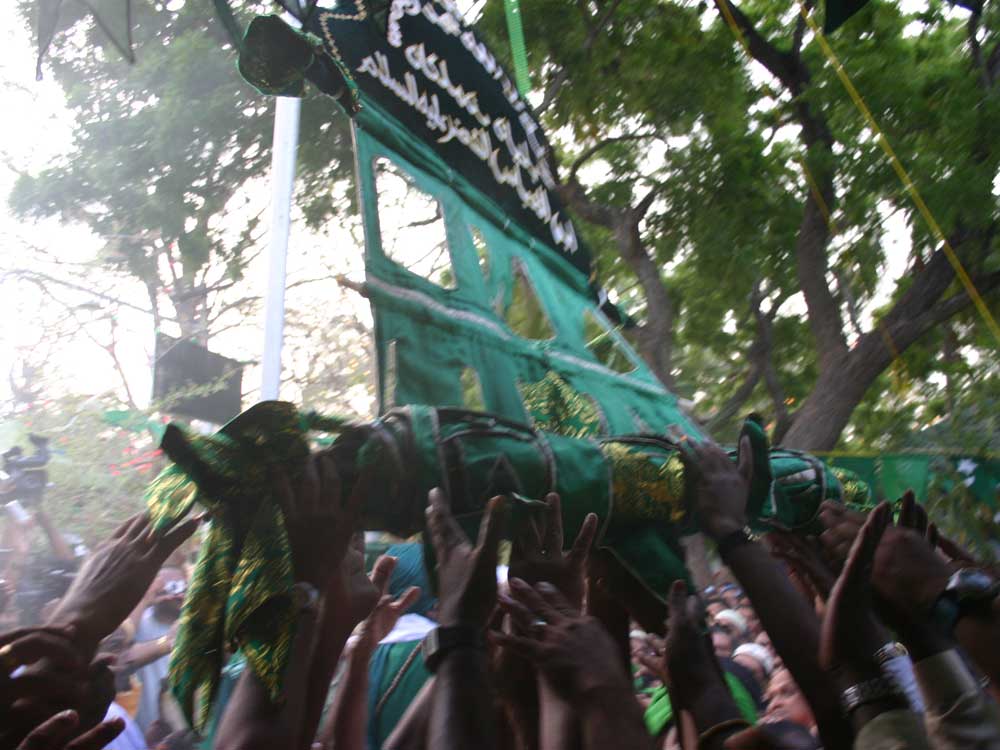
[145,401,349,729]
[237,14,360,111]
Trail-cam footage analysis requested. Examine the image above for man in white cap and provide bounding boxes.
[733,642,774,687]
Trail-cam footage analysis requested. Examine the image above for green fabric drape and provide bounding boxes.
[145,401,348,729]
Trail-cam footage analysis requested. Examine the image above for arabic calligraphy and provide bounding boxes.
[356,49,577,255]
[371,0,574,254]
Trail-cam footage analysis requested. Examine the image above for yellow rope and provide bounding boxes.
[796,3,1000,346]
[716,0,1000,346]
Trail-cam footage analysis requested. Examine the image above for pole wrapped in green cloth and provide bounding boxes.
[145,401,872,728]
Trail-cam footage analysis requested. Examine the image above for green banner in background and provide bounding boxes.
[879,454,931,503]
[823,453,1000,508]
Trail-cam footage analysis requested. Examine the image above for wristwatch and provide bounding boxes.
[930,568,1000,634]
[290,582,320,614]
[421,625,486,673]
[840,676,905,714]
[873,641,908,666]
[716,526,754,558]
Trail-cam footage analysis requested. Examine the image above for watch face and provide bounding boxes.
[952,569,997,598]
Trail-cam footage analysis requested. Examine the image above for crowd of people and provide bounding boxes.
[1,433,999,749]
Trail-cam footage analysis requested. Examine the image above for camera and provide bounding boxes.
[1,434,51,505]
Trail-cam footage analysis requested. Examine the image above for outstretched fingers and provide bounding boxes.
[427,488,465,552]
[392,586,422,614]
[475,495,506,562]
[842,502,890,588]
[0,631,83,671]
[15,710,79,750]
[369,555,398,595]
[568,513,599,566]
[507,578,567,626]
[64,718,126,750]
[543,493,564,553]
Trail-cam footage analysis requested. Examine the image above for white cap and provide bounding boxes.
[733,643,774,676]
[714,609,748,634]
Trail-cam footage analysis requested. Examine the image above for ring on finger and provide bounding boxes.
[0,644,17,675]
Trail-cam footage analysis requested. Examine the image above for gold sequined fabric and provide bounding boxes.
[600,442,687,523]
[518,372,606,438]
[830,466,875,509]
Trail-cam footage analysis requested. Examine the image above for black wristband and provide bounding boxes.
[421,625,486,673]
[716,527,753,558]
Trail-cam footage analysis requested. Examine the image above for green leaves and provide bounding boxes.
[475,0,998,449]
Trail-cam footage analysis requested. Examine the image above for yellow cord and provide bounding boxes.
[716,0,999,346]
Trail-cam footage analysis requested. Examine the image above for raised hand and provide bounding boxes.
[818,503,891,672]
[767,532,836,601]
[508,493,597,610]
[275,453,370,588]
[16,710,125,750]
[662,580,725,704]
[872,520,953,622]
[682,436,753,542]
[818,500,866,566]
[0,627,85,721]
[495,578,628,703]
[45,512,201,654]
[356,555,421,647]
[426,488,505,628]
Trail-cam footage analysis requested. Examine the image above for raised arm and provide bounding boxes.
[215,454,365,750]
[683,435,854,749]
[316,555,419,750]
[495,581,653,750]
[424,488,506,750]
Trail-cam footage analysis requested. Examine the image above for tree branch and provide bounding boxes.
[568,132,659,181]
[713,0,802,91]
[635,185,662,220]
[2,268,169,320]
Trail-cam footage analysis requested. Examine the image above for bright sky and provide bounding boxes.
[0,0,928,425]
[0,1,378,418]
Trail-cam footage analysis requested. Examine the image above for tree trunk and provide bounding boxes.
[781,338,893,450]
[618,218,675,388]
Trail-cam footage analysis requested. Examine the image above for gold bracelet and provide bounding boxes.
[698,718,751,747]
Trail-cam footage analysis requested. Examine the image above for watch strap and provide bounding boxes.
[873,641,908,666]
[421,625,486,673]
[840,676,905,714]
[716,526,753,558]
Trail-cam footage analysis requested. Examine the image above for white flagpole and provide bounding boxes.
[260,92,301,401]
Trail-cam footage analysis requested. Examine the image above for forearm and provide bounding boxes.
[315,638,375,750]
[722,542,853,747]
[675,682,743,750]
[384,676,434,750]
[577,688,653,750]
[537,674,579,750]
[120,638,171,673]
[35,508,73,562]
[428,648,496,750]
[496,652,540,750]
[299,615,358,750]
[215,614,319,750]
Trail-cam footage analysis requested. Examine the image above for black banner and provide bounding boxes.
[307,0,589,275]
[153,335,244,425]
